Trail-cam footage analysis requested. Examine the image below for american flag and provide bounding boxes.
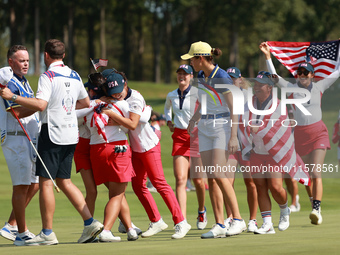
[238,96,310,186]
[267,40,340,80]
[90,58,108,71]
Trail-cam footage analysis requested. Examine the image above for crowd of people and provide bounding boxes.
[0,39,338,246]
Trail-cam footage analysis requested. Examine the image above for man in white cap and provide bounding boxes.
[0,45,40,246]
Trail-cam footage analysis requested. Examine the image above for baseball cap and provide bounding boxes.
[298,62,314,73]
[181,41,212,60]
[226,67,241,78]
[176,64,193,74]
[102,69,126,95]
[159,114,166,121]
[0,66,13,87]
[254,71,275,86]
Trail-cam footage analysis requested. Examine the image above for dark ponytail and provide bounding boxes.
[211,48,222,57]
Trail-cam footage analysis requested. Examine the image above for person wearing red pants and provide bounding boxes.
[100,69,191,239]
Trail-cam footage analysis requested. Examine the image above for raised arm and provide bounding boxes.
[315,65,340,93]
[259,41,292,89]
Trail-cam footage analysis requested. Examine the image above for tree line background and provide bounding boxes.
[0,0,339,83]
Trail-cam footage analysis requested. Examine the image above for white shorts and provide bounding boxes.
[198,118,231,152]
[2,135,39,186]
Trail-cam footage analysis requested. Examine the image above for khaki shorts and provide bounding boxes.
[2,135,39,186]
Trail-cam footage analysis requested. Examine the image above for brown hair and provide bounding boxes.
[44,39,65,59]
[240,77,251,89]
[114,70,128,84]
[7,45,28,61]
[195,48,222,63]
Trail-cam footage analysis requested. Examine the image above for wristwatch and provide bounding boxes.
[11,94,18,102]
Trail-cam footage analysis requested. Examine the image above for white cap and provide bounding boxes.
[0,67,13,86]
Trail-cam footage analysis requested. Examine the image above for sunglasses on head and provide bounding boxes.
[258,71,271,77]
[297,69,310,76]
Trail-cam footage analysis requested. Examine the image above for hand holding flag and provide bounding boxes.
[90,58,108,72]
[267,40,340,80]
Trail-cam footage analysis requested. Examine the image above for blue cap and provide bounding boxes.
[102,69,126,95]
[226,67,241,78]
[298,62,314,73]
[176,64,193,74]
[254,71,275,86]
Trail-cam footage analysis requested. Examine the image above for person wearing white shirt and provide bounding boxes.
[100,69,191,239]
[0,39,103,245]
[164,64,207,230]
[0,46,39,246]
[259,41,340,225]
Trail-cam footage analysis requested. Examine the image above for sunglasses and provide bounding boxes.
[297,69,311,76]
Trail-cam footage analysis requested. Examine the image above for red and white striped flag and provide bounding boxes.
[90,58,108,71]
[238,96,310,186]
[267,40,340,80]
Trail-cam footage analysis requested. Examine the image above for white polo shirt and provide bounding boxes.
[36,61,88,145]
[164,86,199,129]
[126,89,159,152]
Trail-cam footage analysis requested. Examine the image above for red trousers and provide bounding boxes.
[131,143,184,224]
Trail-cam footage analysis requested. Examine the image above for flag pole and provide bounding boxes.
[90,58,98,72]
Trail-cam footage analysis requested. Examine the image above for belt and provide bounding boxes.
[7,131,26,136]
[201,112,230,119]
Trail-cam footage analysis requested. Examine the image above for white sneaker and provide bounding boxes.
[13,230,35,246]
[147,181,158,193]
[186,180,196,191]
[247,219,258,233]
[78,219,104,243]
[289,195,301,212]
[98,230,121,242]
[171,220,191,239]
[278,207,291,231]
[254,222,275,234]
[309,208,323,225]
[224,217,233,230]
[141,218,168,238]
[127,228,138,241]
[201,224,227,239]
[0,222,18,241]
[24,231,59,246]
[118,220,142,235]
[225,219,247,236]
[197,207,208,230]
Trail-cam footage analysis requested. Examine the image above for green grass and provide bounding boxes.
[0,78,339,254]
